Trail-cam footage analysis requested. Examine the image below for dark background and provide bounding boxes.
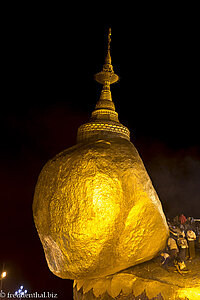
[1,5,199,299]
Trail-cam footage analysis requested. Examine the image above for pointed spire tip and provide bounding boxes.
[94,28,119,85]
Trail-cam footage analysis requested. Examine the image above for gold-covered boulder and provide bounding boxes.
[33,28,168,281]
[33,137,168,279]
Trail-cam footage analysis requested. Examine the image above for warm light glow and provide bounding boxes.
[1,271,6,278]
[33,28,168,280]
[177,287,200,299]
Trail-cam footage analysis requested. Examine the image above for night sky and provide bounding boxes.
[1,7,200,299]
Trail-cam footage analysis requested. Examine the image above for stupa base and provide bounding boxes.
[73,285,164,300]
[73,250,200,299]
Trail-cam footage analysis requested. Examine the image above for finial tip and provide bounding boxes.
[108,28,111,50]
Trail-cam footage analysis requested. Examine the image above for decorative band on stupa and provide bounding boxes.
[77,28,130,143]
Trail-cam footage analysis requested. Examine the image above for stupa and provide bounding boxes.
[33,29,170,298]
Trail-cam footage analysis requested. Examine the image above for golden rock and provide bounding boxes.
[33,28,169,280]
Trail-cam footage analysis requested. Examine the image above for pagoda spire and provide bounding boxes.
[76,28,130,143]
[94,28,119,103]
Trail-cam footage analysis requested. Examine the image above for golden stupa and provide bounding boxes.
[33,29,169,281]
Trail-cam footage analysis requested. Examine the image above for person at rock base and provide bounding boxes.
[167,236,179,267]
[179,213,187,225]
[160,252,170,270]
[177,234,188,270]
[187,229,196,260]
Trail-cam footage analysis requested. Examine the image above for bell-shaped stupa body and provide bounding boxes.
[33,29,169,280]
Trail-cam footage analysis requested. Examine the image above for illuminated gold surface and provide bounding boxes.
[74,255,200,299]
[177,287,200,299]
[74,273,173,299]
[33,28,168,281]
[33,138,168,279]
[77,29,128,143]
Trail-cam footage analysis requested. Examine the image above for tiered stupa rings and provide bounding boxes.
[77,28,130,143]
